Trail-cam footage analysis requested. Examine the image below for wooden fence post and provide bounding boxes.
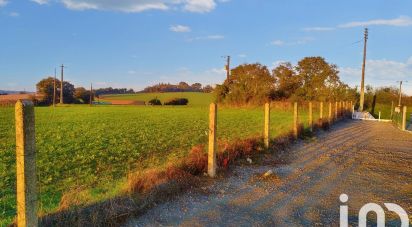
[344,101,347,117]
[208,103,217,177]
[345,101,349,117]
[319,102,323,123]
[335,101,338,120]
[328,102,332,125]
[15,100,38,227]
[308,102,313,132]
[264,102,270,149]
[293,102,299,139]
[402,106,407,131]
[351,101,354,118]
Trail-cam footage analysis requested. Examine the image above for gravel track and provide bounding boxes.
[125,120,412,226]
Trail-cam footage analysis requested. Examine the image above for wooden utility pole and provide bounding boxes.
[359,28,368,112]
[53,68,57,107]
[225,56,231,81]
[90,83,93,106]
[397,81,407,107]
[60,64,65,104]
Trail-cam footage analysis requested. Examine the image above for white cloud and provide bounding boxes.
[271,40,285,46]
[183,0,216,13]
[9,12,20,17]
[303,27,335,32]
[62,0,168,12]
[238,54,247,58]
[272,60,288,68]
[170,24,191,33]
[188,34,224,41]
[339,16,412,28]
[31,0,223,13]
[31,0,49,5]
[270,37,314,46]
[0,0,7,7]
[339,57,412,94]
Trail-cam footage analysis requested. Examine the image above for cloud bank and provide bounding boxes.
[29,0,223,13]
[339,57,412,94]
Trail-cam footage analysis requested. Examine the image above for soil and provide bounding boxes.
[124,120,412,226]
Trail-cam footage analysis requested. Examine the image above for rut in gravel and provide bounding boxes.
[125,120,412,226]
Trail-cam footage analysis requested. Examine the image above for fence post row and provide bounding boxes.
[15,100,38,227]
[402,106,407,131]
[293,102,299,139]
[208,103,217,177]
[264,103,270,149]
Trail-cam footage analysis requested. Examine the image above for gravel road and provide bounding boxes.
[125,120,412,226]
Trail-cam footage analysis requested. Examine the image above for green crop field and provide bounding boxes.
[365,103,411,122]
[0,94,320,225]
[101,92,213,107]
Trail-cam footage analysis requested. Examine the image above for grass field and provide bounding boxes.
[101,92,213,107]
[365,103,411,124]
[0,94,324,225]
[1,93,410,225]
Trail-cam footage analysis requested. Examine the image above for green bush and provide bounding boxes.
[164,98,189,105]
[148,98,162,105]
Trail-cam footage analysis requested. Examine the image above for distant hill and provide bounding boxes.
[0,90,33,95]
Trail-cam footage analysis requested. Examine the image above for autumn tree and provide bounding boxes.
[191,83,202,91]
[36,77,76,105]
[215,63,275,105]
[272,62,301,99]
[74,87,93,104]
[203,85,214,93]
[293,57,341,101]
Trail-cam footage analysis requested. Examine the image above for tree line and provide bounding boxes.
[141,82,213,93]
[36,78,213,105]
[215,56,357,105]
[36,77,92,105]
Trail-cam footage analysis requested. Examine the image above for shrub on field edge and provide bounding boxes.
[148,98,162,105]
[164,98,189,106]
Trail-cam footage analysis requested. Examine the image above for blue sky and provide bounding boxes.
[1,0,412,94]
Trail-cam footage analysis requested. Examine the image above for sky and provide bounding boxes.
[0,0,411,94]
